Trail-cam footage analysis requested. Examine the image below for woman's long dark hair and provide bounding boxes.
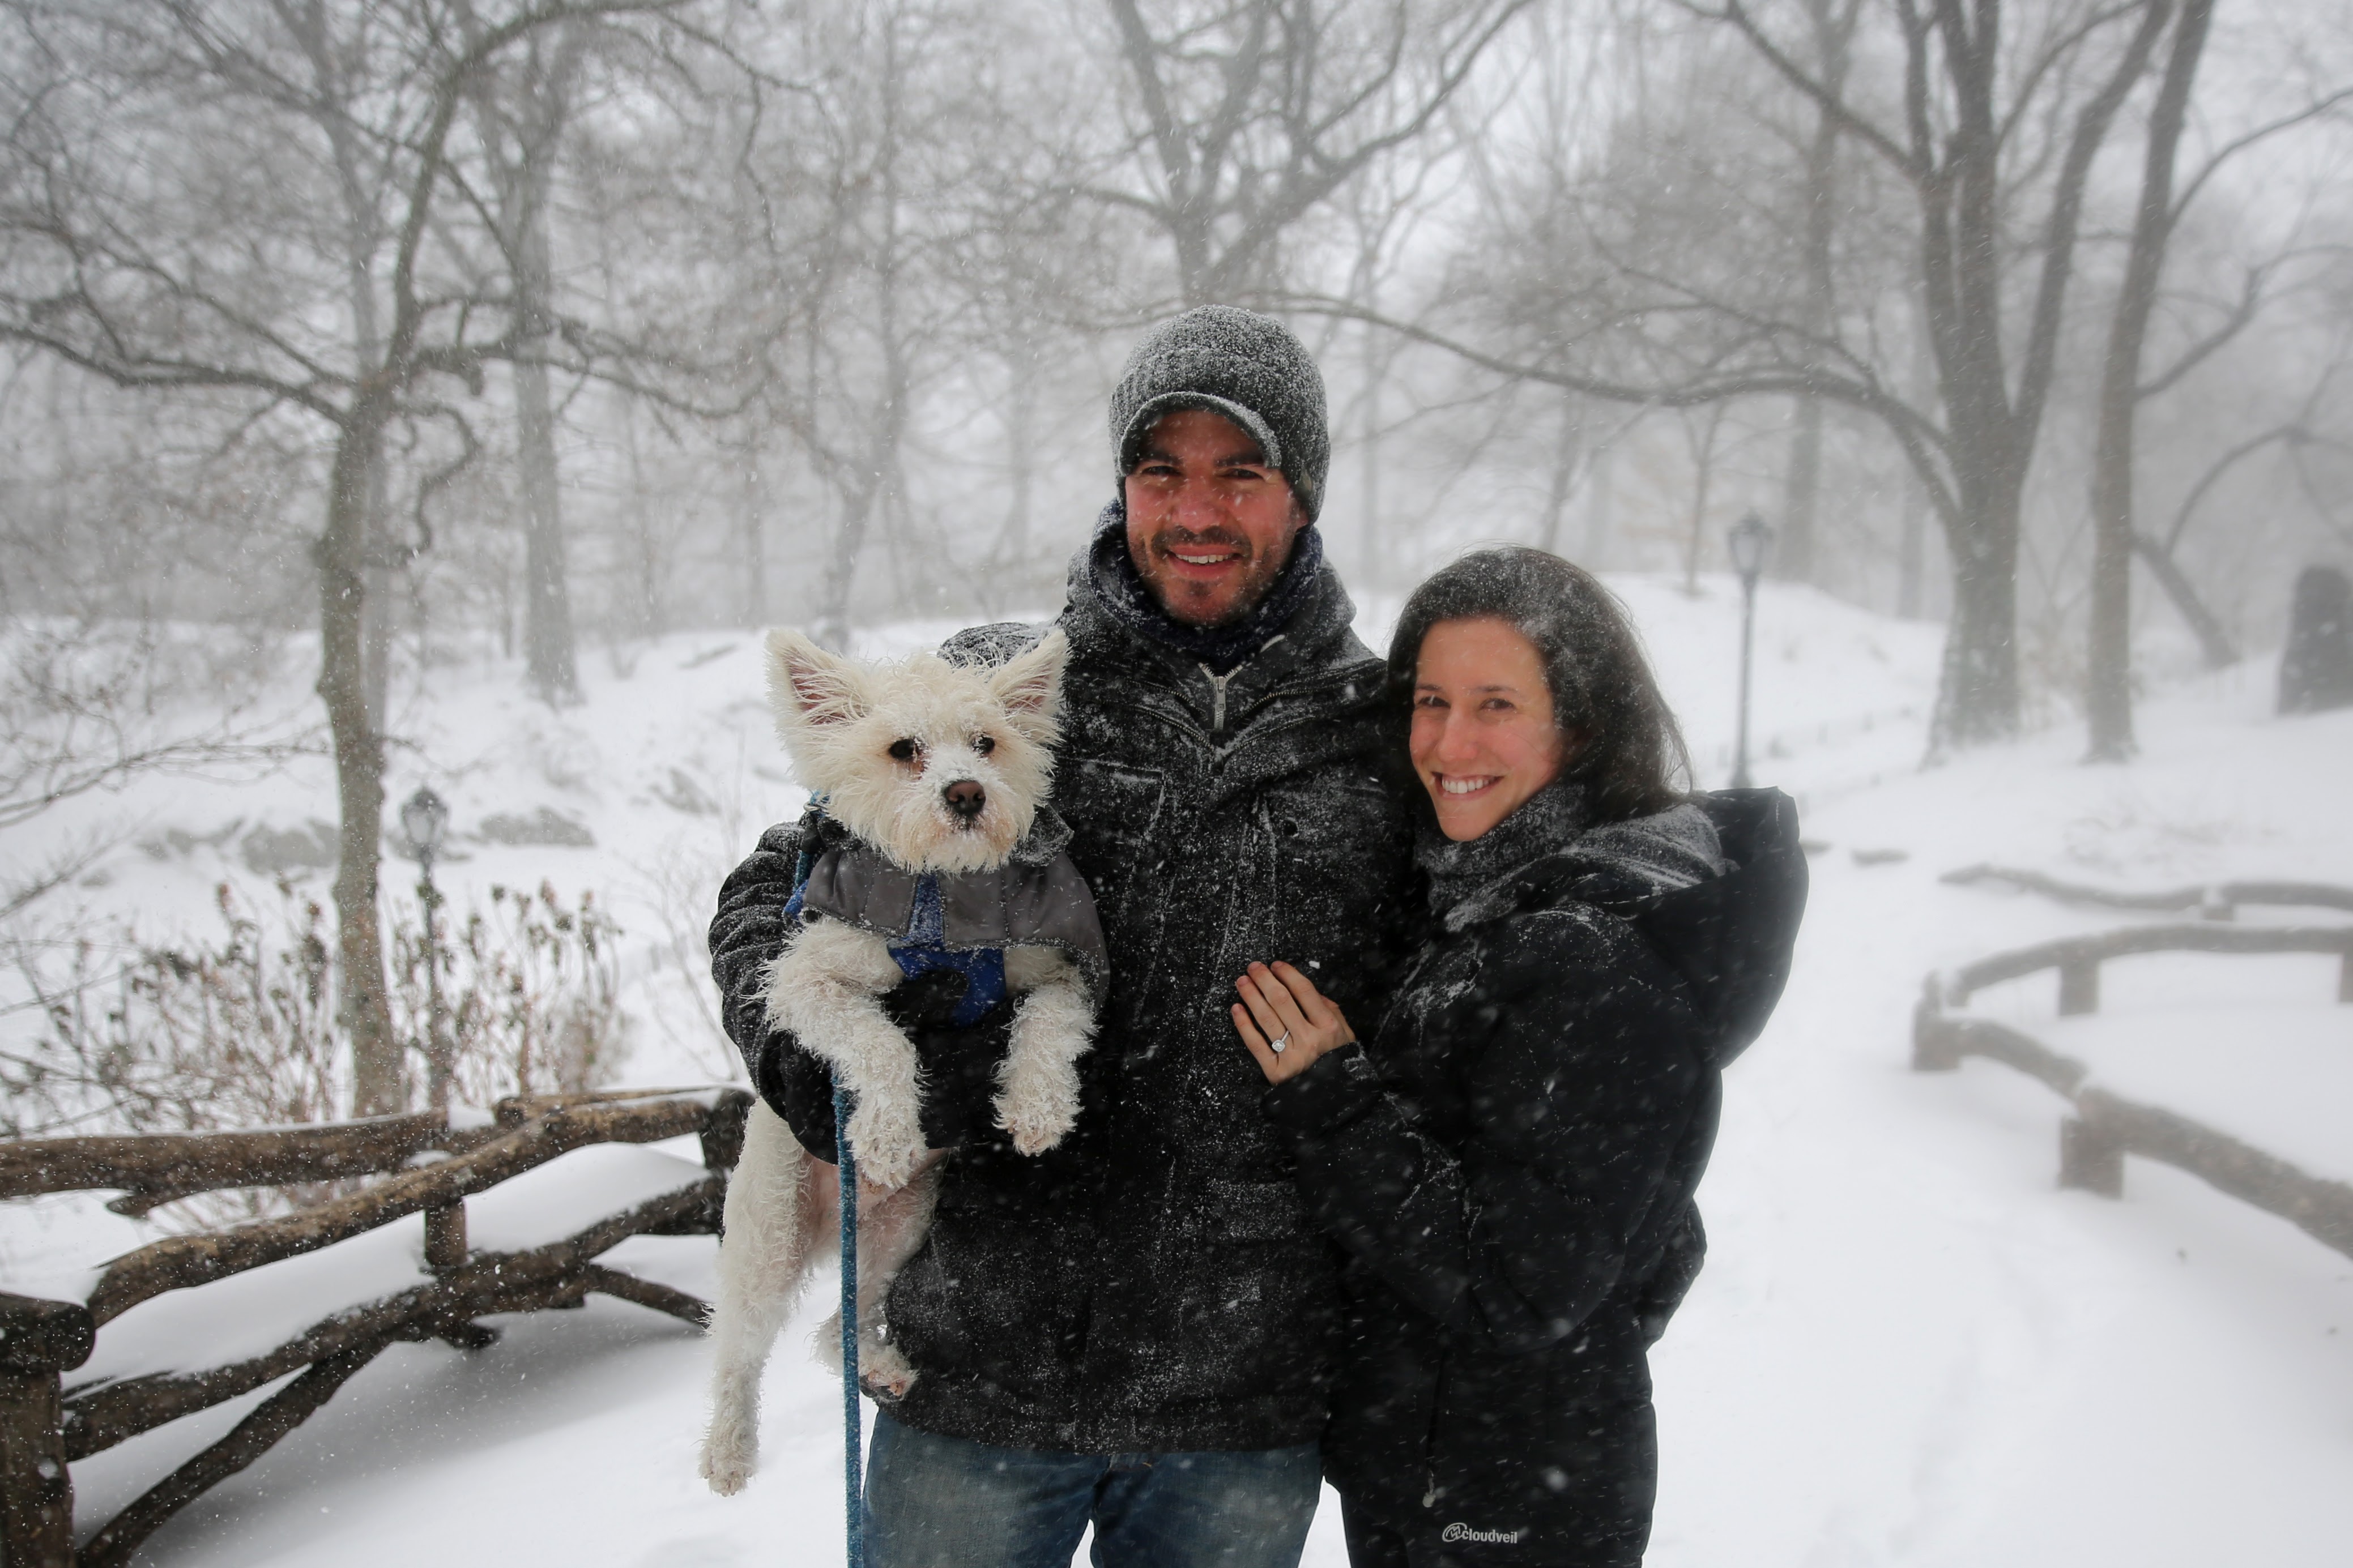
[1388,546,1691,823]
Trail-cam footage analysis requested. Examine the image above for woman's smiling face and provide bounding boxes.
[1410,617,1570,842]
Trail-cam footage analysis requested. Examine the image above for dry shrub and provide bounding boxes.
[2,878,632,1224]
[388,881,632,1106]
[3,881,344,1142]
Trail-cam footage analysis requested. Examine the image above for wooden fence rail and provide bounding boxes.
[0,1085,752,1568]
[1914,917,2353,1273]
[1941,864,2353,918]
[1938,923,2353,1016]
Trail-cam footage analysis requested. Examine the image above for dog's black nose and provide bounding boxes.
[944,780,986,819]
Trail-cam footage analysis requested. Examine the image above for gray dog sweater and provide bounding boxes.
[794,806,1110,1012]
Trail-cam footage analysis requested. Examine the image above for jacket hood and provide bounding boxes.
[1615,788,1806,1069]
[1490,788,1802,1069]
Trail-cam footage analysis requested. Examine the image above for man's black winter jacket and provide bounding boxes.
[708,531,1416,1453]
[1264,788,1805,1559]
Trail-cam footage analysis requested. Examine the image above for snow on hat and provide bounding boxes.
[1110,306,1331,521]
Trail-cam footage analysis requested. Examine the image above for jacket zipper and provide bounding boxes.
[1203,664,1237,736]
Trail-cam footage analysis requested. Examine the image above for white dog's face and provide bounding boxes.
[766,629,1069,875]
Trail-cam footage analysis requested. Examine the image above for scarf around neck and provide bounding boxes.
[1417,781,1729,934]
[1084,498,1325,674]
[1416,781,1592,932]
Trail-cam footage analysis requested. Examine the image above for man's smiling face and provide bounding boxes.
[1123,407,1307,629]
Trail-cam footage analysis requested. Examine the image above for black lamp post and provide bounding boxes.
[399,786,453,1114]
[1728,511,1775,789]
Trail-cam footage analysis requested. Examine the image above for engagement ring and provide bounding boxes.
[1271,1032,1290,1054]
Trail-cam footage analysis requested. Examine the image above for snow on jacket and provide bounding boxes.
[708,514,1418,1453]
[1264,784,1805,1557]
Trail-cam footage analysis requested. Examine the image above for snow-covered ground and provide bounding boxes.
[7,573,2353,1566]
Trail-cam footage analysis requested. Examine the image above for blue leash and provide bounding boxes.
[788,804,864,1568]
[834,1080,864,1568]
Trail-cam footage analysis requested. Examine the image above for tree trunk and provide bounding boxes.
[993,369,1037,614]
[817,14,911,644]
[1780,2,1850,584]
[515,182,578,704]
[1681,406,1725,595]
[1932,492,2023,753]
[319,412,401,1118]
[489,31,583,705]
[1781,395,1824,585]
[1898,283,1935,619]
[815,482,875,650]
[1897,468,1927,618]
[1911,0,2170,754]
[2087,0,2213,760]
[1360,314,1383,586]
[1580,439,1615,569]
[738,437,768,629]
[313,18,397,737]
[1534,396,1579,558]
[611,384,665,640]
[361,472,395,732]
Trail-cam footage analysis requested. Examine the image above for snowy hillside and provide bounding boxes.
[8,576,2353,1567]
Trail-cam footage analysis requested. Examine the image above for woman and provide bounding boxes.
[1232,547,1805,1566]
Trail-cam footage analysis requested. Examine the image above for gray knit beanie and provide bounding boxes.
[1109,306,1331,521]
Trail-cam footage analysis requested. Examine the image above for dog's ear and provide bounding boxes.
[767,629,869,729]
[988,629,1068,741]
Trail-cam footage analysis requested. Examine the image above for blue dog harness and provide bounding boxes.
[885,876,1009,1027]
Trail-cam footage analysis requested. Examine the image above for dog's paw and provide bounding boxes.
[993,1039,1081,1155]
[999,1103,1074,1156]
[846,1097,927,1190]
[861,1339,922,1401]
[698,1433,756,1496]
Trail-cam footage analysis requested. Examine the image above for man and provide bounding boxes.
[711,306,1416,1567]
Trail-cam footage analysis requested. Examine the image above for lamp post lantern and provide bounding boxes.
[1728,512,1774,789]
[399,787,454,1114]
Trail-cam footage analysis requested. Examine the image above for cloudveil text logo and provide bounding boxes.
[1440,1523,1524,1545]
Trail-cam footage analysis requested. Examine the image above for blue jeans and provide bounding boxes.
[863,1410,1322,1568]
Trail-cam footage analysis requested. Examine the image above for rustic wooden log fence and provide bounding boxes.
[0,1085,751,1568]
[1940,863,2353,919]
[1937,922,2353,1018]
[1913,903,2353,1268]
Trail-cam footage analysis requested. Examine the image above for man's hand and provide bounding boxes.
[1233,960,1354,1084]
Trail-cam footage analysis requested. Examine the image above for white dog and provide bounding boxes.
[699,627,1105,1496]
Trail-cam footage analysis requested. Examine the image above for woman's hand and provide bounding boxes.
[1233,960,1355,1084]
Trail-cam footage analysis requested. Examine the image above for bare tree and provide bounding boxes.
[1325,0,2179,752]
[2135,353,2353,667]
[262,2,409,733]
[2083,0,2214,759]
[1095,0,1533,306]
[1674,0,2180,749]
[1775,0,1862,586]
[1,0,688,1113]
[465,11,591,702]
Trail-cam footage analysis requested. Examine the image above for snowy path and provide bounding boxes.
[12,588,2353,1565]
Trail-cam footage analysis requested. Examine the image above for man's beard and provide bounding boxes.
[1131,525,1294,628]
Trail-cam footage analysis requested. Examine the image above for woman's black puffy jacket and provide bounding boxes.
[1265,788,1805,1564]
